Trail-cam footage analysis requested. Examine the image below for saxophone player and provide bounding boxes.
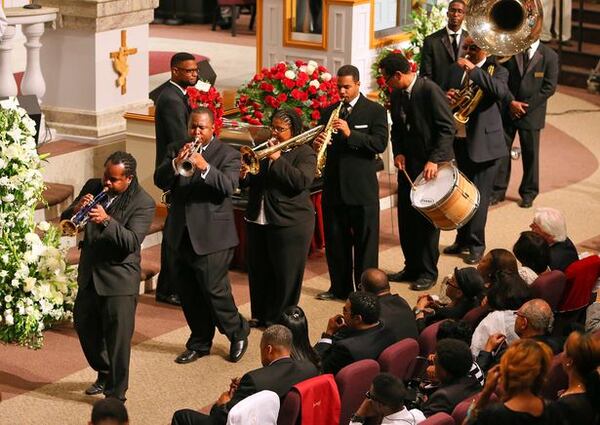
[240,108,317,327]
[313,65,389,301]
[442,36,509,265]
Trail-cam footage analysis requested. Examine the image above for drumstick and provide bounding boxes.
[402,168,416,191]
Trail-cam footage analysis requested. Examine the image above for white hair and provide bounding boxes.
[533,207,567,242]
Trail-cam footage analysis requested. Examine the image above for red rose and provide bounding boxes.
[254,73,264,82]
[240,106,248,114]
[311,110,320,120]
[249,118,262,125]
[308,86,317,95]
[255,110,264,119]
[295,60,304,67]
[283,79,296,89]
[277,93,288,102]
[260,82,274,92]
[294,107,304,117]
[265,95,276,107]
[290,88,303,100]
[277,62,286,72]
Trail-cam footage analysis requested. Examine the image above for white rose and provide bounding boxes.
[309,80,320,89]
[284,70,296,80]
[24,277,36,293]
[4,144,21,159]
[306,60,318,74]
[37,221,51,232]
[2,194,14,203]
[4,313,13,326]
[299,65,307,73]
[11,278,20,287]
[25,305,34,315]
[321,72,332,82]
[4,295,13,303]
[24,251,38,264]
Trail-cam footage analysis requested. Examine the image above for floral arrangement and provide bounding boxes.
[236,60,340,127]
[186,83,224,134]
[371,48,418,108]
[407,2,448,64]
[0,99,77,348]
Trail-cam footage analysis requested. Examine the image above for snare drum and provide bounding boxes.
[409,163,480,230]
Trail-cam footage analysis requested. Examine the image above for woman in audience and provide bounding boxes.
[470,271,532,356]
[477,249,519,286]
[530,207,579,272]
[513,231,551,284]
[467,339,561,425]
[278,306,321,371]
[414,267,484,332]
[554,331,600,425]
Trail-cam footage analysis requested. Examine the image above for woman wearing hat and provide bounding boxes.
[414,267,485,332]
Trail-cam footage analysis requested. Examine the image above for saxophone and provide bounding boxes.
[315,102,343,178]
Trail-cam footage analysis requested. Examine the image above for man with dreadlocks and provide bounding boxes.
[61,151,155,402]
[154,107,250,365]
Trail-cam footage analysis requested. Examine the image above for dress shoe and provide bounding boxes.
[316,291,337,300]
[518,198,533,208]
[156,293,181,306]
[85,375,107,395]
[443,243,469,255]
[559,40,573,47]
[464,251,483,265]
[229,338,248,363]
[410,278,436,291]
[175,349,208,364]
[489,193,505,206]
[387,270,416,283]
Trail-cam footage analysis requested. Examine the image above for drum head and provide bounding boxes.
[410,165,456,208]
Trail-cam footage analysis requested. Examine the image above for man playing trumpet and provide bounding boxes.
[442,37,509,264]
[240,108,317,328]
[61,151,155,401]
[154,107,250,365]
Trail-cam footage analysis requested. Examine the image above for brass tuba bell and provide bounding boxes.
[466,0,543,57]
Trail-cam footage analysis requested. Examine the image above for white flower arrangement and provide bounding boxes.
[408,2,449,65]
[0,100,77,348]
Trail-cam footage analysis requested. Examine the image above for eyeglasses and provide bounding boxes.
[447,279,460,290]
[177,67,199,75]
[270,126,291,133]
[384,74,396,86]
[462,44,480,52]
[365,391,384,404]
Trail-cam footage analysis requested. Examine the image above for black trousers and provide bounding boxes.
[73,282,137,400]
[247,218,313,324]
[494,124,541,200]
[172,409,214,425]
[397,173,440,280]
[323,201,380,299]
[170,231,249,352]
[454,139,500,254]
[156,236,177,298]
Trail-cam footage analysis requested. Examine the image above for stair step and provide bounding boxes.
[37,182,74,210]
[559,64,592,88]
[550,41,600,69]
[573,1,600,24]
[572,21,600,43]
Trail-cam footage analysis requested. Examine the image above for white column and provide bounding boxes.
[0,25,18,97]
[20,22,47,99]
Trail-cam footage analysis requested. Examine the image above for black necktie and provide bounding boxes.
[521,50,530,73]
[400,91,411,125]
[340,102,351,120]
[451,34,459,59]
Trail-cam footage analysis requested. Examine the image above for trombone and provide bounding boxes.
[240,125,324,175]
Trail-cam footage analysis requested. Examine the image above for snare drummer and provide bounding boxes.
[379,53,455,291]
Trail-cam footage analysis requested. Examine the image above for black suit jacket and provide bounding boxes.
[420,28,469,88]
[209,357,319,425]
[242,144,316,226]
[315,322,396,375]
[61,179,155,296]
[421,376,482,416]
[549,238,579,272]
[154,138,240,256]
[445,58,509,163]
[154,82,190,168]
[390,77,455,175]
[503,43,559,130]
[378,293,419,341]
[318,94,388,206]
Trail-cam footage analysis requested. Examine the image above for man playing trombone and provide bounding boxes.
[154,107,250,365]
[61,151,155,401]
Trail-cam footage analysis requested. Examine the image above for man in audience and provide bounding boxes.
[442,37,509,265]
[89,398,129,425]
[420,0,468,88]
[360,268,419,341]
[315,291,396,374]
[350,373,426,424]
[421,339,481,417]
[171,325,319,425]
[530,207,579,271]
[491,38,559,208]
[477,298,561,372]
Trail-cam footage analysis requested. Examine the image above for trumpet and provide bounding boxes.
[176,137,202,177]
[60,187,109,236]
[240,125,324,175]
[316,102,343,178]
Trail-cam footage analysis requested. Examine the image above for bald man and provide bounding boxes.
[360,268,418,341]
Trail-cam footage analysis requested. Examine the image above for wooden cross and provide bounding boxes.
[109,30,138,95]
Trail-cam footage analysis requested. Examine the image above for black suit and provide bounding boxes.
[421,376,482,416]
[493,43,559,201]
[549,238,579,272]
[445,59,509,254]
[318,94,389,298]
[242,144,317,324]
[154,80,191,301]
[390,77,455,280]
[314,322,396,375]
[154,138,249,353]
[420,28,469,88]
[171,358,319,425]
[378,293,419,341]
[61,178,155,400]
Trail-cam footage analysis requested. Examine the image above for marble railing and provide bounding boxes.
[0,6,58,100]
